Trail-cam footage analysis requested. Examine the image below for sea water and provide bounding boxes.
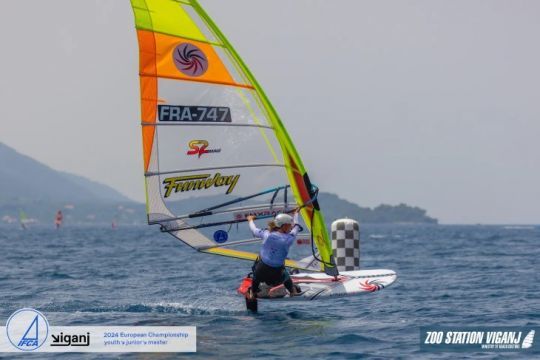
[0,224,538,359]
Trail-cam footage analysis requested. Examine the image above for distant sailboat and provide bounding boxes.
[55,210,63,229]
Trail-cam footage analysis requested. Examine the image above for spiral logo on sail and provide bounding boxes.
[173,43,208,77]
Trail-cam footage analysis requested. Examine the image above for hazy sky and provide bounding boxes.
[1,0,539,224]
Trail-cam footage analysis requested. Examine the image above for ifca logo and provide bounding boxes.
[6,308,49,351]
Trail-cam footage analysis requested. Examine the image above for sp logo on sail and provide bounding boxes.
[187,140,221,158]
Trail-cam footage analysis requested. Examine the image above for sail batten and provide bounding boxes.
[141,122,275,130]
[139,72,254,89]
[145,164,288,177]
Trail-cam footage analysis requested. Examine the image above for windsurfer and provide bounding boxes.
[246,210,302,298]
[55,210,63,229]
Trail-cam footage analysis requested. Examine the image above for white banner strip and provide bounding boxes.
[1,326,196,353]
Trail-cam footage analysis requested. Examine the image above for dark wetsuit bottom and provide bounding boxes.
[251,260,293,294]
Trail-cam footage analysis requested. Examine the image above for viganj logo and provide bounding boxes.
[522,330,535,349]
[6,308,49,351]
[421,327,538,352]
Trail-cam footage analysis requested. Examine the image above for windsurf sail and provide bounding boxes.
[130,0,338,275]
[55,210,63,229]
[19,210,28,230]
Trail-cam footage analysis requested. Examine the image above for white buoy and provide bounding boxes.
[331,218,360,271]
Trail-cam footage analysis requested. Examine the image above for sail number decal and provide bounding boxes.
[158,105,232,123]
[163,173,240,198]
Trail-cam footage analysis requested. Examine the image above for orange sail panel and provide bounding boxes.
[137,30,250,89]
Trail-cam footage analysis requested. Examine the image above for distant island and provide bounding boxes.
[318,193,437,226]
[0,142,437,226]
[0,142,138,226]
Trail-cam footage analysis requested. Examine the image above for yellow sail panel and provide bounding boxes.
[131,0,208,43]
[201,248,314,272]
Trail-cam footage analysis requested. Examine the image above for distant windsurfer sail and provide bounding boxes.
[55,210,63,229]
[19,210,28,230]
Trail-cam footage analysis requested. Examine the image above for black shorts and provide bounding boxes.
[252,260,286,286]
